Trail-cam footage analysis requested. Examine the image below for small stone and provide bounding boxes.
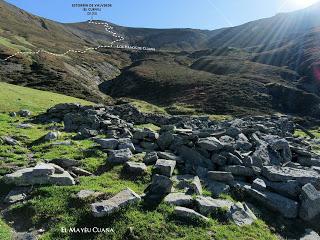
[76,190,102,200]
[2,136,20,146]
[17,109,32,117]
[300,229,320,240]
[70,167,93,176]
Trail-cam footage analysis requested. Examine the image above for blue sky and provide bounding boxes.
[4,0,319,30]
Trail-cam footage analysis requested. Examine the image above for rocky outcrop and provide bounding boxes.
[3,163,75,186]
[32,103,320,223]
[91,188,141,217]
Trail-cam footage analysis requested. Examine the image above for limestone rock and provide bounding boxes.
[196,196,233,216]
[207,171,234,183]
[154,159,176,177]
[108,148,133,164]
[124,161,147,175]
[227,202,257,226]
[174,206,209,222]
[91,188,141,217]
[299,183,320,221]
[164,193,193,207]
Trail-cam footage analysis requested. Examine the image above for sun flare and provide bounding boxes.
[291,0,319,8]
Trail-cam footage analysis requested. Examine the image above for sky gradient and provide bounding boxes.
[4,0,319,30]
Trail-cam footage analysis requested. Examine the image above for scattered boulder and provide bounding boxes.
[2,136,20,146]
[44,132,60,141]
[252,178,266,191]
[94,138,119,149]
[223,165,255,177]
[154,159,176,177]
[227,202,257,226]
[262,166,320,187]
[108,148,133,164]
[91,188,141,217]
[299,183,320,221]
[157,132,174,150]
[3,187,31,204]
[198,137,223,151]
[245,187,299,218]
[17,109,32,117]
[174,206,209,222]
[300,229,320,240]
[124,161,147,175]
[196,196,233,216]
[207,171,234,183]
[143,152,158,165]
[3,163,75,186]
[164,193,193,207]
[50,158,80,168]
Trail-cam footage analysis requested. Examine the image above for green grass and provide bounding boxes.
[0,82,92,113]
[130,99,168,115]
[0,218,12,240]
[0,36,31,52]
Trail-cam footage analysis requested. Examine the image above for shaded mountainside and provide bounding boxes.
[0,0,320,117]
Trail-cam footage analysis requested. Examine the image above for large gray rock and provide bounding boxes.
[235,133,252,151]
[223,166,255,177]
[143,151,158,165]
[172,175,202,195]
[124,161,147,175]
[174,206,209,222]
[2,136,20,146]
[157,152,183,163]
[157,132,175,150]
[51,158,80,168]
[264,179,301,199]
[246,187,299,218]
[118,138,135,151]
[207,171,234,183]
[154,159,176,177]
[205,179,230,197]
[198,137,223,151]
[44,132,60,141]
[299,183,320,221]
[3,163,75,186]
[227,202,257,226]
[262,166,320,187]
[3,187,31,204]
[300,229,320,240]
[91,188,141,217]
[148,174,173,195]
[108,148,133,164]
[164,193,193,207]
[94,138,119,149]
[264,135,292,164]
[196,196,233,216]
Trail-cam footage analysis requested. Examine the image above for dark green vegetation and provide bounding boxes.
[1,0,320,117]
[0,83,279,239]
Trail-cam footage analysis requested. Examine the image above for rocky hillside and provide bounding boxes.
[1,95,320,239]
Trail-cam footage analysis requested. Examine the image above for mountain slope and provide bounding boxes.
[1,0,320,117]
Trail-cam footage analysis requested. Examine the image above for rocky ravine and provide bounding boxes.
[2,103,320,239]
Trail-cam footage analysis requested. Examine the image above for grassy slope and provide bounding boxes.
[0,82,91,113]
[0,84,278,239]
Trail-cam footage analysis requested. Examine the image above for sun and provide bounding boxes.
[291,0,319,8]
